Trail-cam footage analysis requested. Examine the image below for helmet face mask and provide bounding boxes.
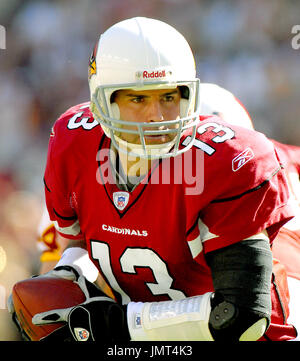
[91,79,200,159]
[89,17,201,159]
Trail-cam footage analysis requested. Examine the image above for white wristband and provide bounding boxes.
[127,293,214,341]
[55,247,99,283]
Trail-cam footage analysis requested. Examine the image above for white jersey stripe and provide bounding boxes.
[53,219,81,236]
[187,235,203,259]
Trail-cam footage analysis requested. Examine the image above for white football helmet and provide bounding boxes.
[200,83,254,130]
[88,17,201,159]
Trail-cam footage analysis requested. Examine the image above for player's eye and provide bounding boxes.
[161,93,178,103]
[164,95,175,102]
[131,96,145,103]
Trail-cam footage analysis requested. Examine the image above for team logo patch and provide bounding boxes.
[88,41,98,79]
[113,191,130,211]
[232,148,254,172]
[74,327,90,341]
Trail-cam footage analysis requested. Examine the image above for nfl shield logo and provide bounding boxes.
[74,327,90,341]
[113,191,130,211]
[135,314,142,328]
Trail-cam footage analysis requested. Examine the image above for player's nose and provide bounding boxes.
[146,100,164,123]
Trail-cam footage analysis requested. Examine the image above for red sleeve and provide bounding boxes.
[191,119,294,253]
[44,147,83,240]
[43,105,92,240]
[199,167,292,253]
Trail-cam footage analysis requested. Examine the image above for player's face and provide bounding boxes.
[113,87,181,145]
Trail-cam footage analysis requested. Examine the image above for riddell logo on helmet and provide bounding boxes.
[143,70,166,78]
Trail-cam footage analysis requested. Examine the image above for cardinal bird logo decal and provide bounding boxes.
[88,41,98,79]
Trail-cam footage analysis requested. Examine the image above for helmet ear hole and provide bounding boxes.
[179,85,189,100]
[110,103,120,120]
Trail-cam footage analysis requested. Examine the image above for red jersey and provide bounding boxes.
[44,102,296,340]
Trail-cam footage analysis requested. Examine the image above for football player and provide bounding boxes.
[35,82,300,339]
[11,17,298,341]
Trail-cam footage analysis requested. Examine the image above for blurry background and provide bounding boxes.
[0,0,299,340]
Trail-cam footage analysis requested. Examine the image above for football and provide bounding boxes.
[12,276,86,341]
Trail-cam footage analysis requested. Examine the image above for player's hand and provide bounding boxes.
[7,266,84,341]
[40,264,79,281]
[32,267,130,342]
[7,266,80,341]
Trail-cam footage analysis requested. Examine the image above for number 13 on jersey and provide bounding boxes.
[91,240,186,304]
[182,122,235,155]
